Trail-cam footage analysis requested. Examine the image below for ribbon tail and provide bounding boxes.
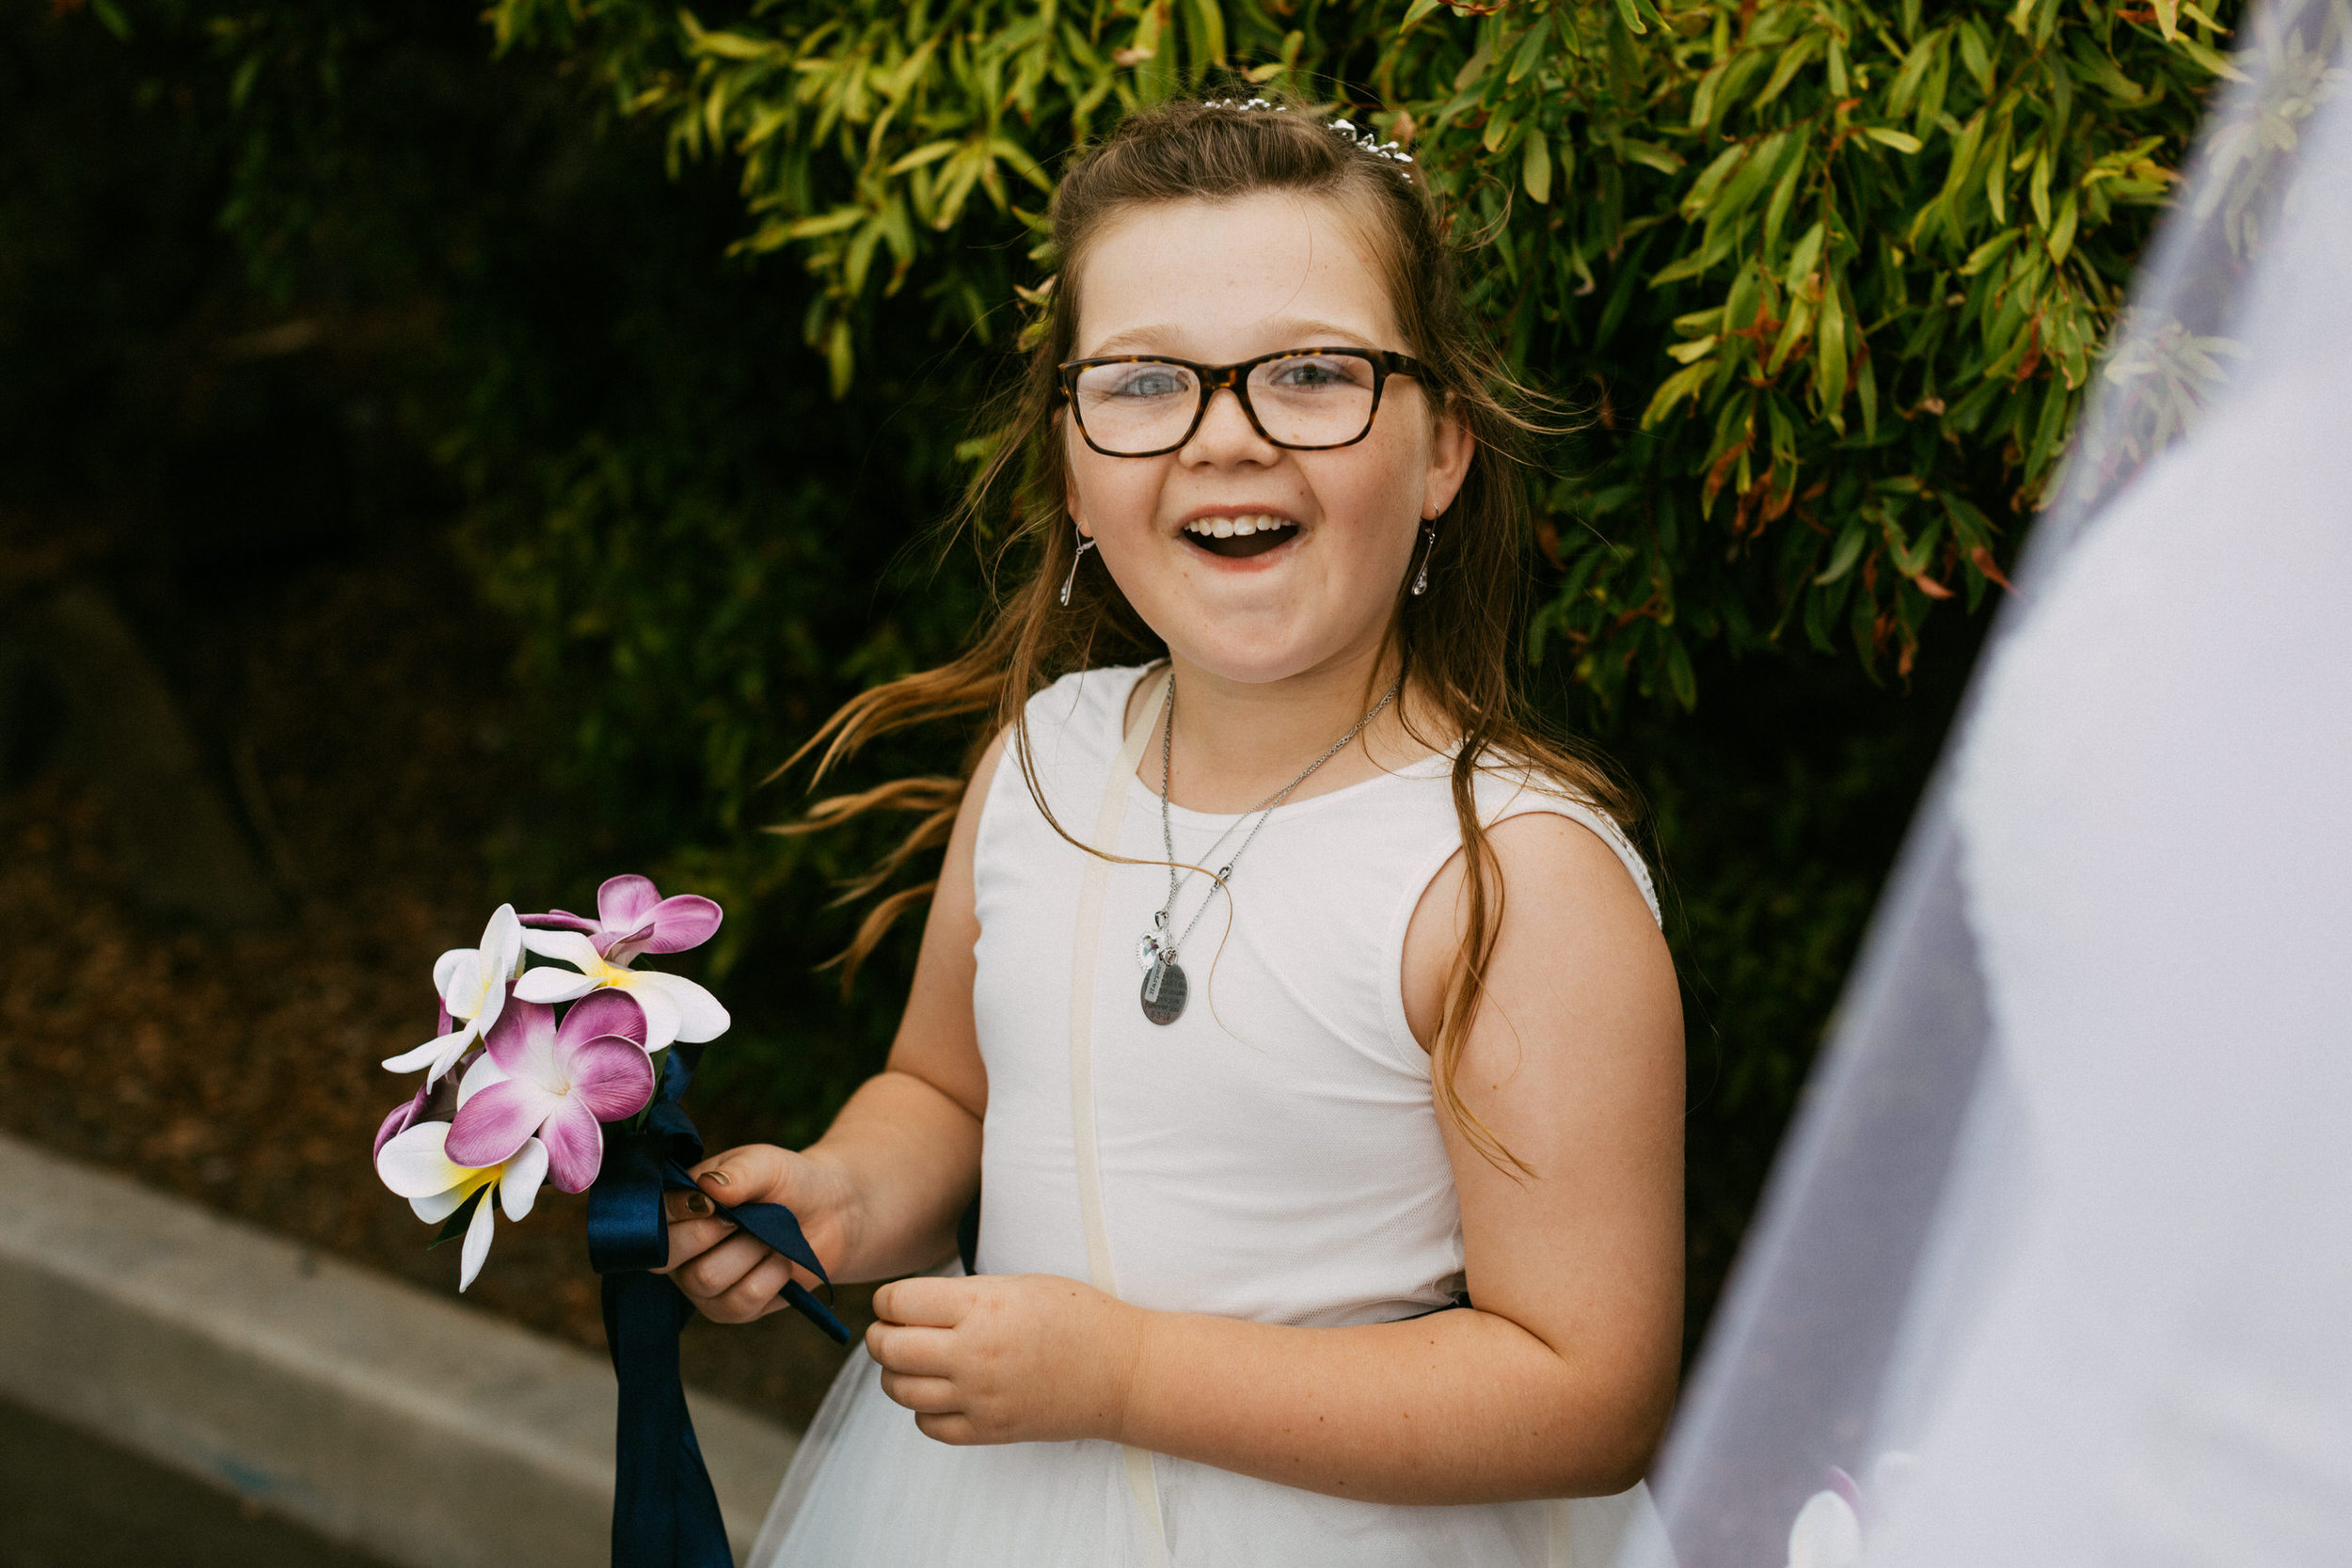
[604,1271,732,1568]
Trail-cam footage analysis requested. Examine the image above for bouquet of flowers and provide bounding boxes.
[371,875,731,1289]
[369,875,843,1568]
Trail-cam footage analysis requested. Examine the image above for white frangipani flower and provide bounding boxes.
[514,928,728,1052]
[381,905,526,1085]
[373,1107,548,1293]
[1786,1488,1864,1568]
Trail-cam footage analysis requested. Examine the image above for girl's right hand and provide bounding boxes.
[657,1143,858,1323]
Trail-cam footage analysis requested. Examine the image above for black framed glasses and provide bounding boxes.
[1057,347,1426,458]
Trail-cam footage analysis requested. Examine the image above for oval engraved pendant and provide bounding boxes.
[1140,958,1189,1026]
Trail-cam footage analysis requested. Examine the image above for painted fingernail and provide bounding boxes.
[686,1193,714,1217]
[705,1170,731,1187]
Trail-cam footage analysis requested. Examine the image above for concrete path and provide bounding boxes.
[0,1132,794,1567]
[0,1396,392,1568]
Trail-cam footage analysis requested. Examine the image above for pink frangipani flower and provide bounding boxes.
[519,874,722,964]
[443,992,655,1193]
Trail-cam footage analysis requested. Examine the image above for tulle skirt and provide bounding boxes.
[747,1348,1662,1568]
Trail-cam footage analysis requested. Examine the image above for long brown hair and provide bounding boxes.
[777,94,1634,1173]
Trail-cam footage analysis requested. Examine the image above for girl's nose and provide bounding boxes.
[1181,385,1277,466]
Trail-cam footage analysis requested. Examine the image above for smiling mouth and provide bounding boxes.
[1182,514,1300,559]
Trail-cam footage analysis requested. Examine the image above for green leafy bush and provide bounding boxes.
[489,0,2225,695]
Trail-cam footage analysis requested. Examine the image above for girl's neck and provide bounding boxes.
[1139,644,1437,816]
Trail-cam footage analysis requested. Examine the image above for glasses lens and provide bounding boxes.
[1248,354,1377,448]
[1072,360,1202,454]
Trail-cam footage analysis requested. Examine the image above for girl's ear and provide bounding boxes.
[1422,400,1475,520]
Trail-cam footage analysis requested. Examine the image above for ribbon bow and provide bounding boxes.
[587,1043,851,1568]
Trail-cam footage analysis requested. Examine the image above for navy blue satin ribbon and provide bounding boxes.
[589,1043,851,1568]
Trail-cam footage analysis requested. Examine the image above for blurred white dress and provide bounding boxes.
[749,664,1667,1567]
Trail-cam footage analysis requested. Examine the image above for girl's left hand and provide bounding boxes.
[867,1274,1145,1446]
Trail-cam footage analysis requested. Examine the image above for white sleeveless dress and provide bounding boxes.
[747,664,1668,1568]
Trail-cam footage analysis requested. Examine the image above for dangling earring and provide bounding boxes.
[1410,524,1437,596]
[1059,523,1097,608]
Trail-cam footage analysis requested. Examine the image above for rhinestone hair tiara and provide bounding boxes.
[1200,98,1417,167]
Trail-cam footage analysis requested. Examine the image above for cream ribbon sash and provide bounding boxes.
[1069,665,1174,1564]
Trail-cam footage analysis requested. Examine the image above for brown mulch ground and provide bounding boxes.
[0,546,867,1433]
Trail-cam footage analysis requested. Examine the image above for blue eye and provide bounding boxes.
[1106,366,1189,400]
[1263,356,1368,392]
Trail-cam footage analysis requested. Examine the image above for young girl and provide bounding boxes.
[660,97,1684,1567]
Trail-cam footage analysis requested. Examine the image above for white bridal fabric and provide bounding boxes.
[749,663,1667,1567]
[1622,4,2352,1564]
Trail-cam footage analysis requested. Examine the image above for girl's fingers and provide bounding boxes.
[913,1411,979,1446]
[872,1276,970,1328]
[662,1186,721,1224]
[671,1229,771,1302]
[707,1246,801,1324]
[877,1371,961,1415]
[865,1323,959,1378]
[656,1214,739,1273]
[691,1144,793,1206]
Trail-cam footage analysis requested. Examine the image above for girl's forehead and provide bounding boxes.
[1072,190,1402,361]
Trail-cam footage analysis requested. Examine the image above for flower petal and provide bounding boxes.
[624,979,682,1052]
[376,1122,467,1198]
[458,1188,496,1291]
[409,1183,474,1224]
[432,947,476,1005]
[380,1022,477,1085]
[445,1079,552,1168]
[501,1138,548,1221]
[482,904,525,977]
[483,998,562,1084]
[455,1049,509,1107]
[630,970,730,1044]
[513,967,597,1005]
[565,1037,657,1122]
[518,909,600,934]
[373,1085,429,1159]
[557,990,647,1052]
[520,928,603,971]
[434,949,486,1017]
[638,895,722,956]
[596,875,661,933]
[537,1100,606,1193]
[1787,1490,1862,1568]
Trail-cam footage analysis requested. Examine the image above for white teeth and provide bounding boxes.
[1184,515,1295,538]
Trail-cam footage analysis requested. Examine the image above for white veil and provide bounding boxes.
[1630,3,2352,1562]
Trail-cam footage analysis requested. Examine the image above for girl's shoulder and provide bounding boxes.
[1458,752,1661,927]
[1020,662,1154,737]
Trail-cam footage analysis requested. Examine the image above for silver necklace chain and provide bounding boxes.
[1145,671,1402,970]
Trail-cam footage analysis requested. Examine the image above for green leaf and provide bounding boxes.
[883,140,961,177]
[2047,191,2079,263]
[1612,0,1649,37]
[1814,522,1868,584]
[1782,221,1826,290]
[1862,127,1924,153]
[1959,228,2019,276]
[1642,361,1715,428]
[1522,132,1553,205]
[1755,33,1825,110]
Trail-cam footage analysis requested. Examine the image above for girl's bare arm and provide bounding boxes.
[660,736,1007,1310]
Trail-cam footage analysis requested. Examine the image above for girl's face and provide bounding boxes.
[1063,190,1471,688]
